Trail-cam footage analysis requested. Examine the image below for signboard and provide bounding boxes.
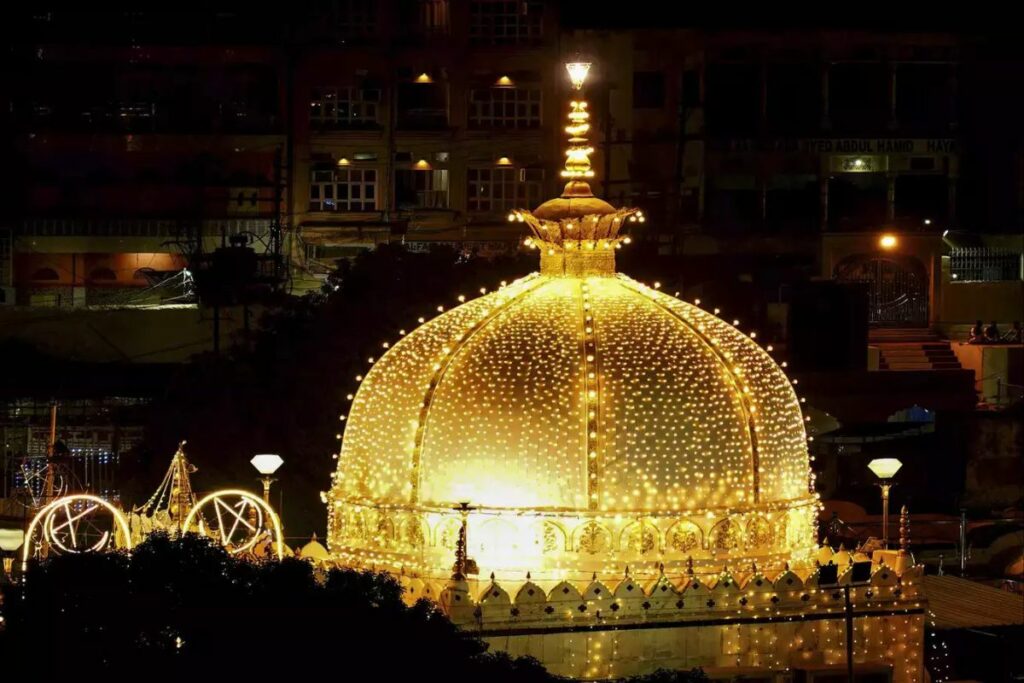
[718,138,957,155]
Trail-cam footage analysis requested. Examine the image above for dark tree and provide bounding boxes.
[0,535,709,681]
[0,533,550,680]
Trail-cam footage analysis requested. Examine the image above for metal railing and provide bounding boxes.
[975,374,1024,407]
[949,247,1022,282]
[19,218,272,238]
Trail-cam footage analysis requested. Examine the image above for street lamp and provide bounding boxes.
[0,529,25,583]
[250,454,284,506]
[868,458,903,548]
[565,61,591,90]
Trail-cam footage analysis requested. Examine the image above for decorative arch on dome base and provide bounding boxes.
[327,498,819,588]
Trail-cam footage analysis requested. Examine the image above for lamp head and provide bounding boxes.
[868,458,903,480]
[251,453,284,475]
[565,61,591,90]
[0,528,25,553]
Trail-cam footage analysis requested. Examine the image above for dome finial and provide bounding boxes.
[561,58,595,189]
[510,57,644,273]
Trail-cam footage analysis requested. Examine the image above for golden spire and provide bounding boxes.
[507,59,644,274]
[562,61,594,182]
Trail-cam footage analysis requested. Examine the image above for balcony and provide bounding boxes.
[397,107,448,131]
[397,82,448,131]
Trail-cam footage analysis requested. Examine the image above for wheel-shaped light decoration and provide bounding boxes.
[12,459,75,509]
[22,494,132,569]
[182,489,284,560]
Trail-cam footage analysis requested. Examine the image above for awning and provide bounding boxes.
[922,575,1024,629]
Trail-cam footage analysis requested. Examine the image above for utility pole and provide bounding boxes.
[844,584,854,683]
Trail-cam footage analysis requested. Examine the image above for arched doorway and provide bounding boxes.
[835,254,929,327]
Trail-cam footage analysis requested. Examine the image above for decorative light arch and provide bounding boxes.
[182,489,284,560]
[22,494,132,569]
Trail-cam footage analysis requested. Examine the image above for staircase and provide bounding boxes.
[870,329,963,371]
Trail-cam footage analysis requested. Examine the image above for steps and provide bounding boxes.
[876,341,963,371]
[869,327,941,343]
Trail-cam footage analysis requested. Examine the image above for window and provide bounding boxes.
[31,268,60,281]
[468,167,544,213]
[470,1,543,45]
[469,87,541,128]
[896,63,952,131]
[418,0,449,33]
[828,173,887,231]
[765,175,819,234]
[705,63,759,135]
[397,82,447,129]
[309,168,377,212]
[310,87,380,128]
[829,63,888,133]
[337,0,377,40]
[767,63,820,133]
[894,175,947,224]
[395,169,449,208]
[633,72,665,109]
[682,70,700,108]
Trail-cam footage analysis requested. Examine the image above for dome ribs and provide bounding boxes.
[618,276,762,505]
[408,276,546,505]
[578,278,602,510]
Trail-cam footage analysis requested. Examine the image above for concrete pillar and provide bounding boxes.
[887,173,896,222]
[948,62,959,130]
[947,175,958,224]
[759,174,768,227]
[888,61,898,130]
[759,59,768,132]
[819,174,827,232]
[820,62,830,130]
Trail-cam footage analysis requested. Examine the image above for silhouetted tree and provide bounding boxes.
[1,535,709,681]
[0,534,543,679]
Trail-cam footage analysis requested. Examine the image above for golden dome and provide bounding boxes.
[327,63,817,586]
[328,257,817,584]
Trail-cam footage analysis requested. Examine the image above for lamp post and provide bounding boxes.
[0,529,25,584]
[250,454,284,506]
[867,458,902,548]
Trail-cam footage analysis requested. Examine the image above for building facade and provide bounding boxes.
[4,8,1021,326]
[3,10,286,308]
[289,1,561,289]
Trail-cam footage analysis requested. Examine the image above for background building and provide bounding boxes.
[565,25,1022,331]
[288,1,560,289]
[4,10,286,307]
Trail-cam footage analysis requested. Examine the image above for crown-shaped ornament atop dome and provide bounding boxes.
[508,60,644,276]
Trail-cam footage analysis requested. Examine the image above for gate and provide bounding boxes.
[834,255,929,326]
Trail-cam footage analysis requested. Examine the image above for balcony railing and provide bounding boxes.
[950,247,1022,282]
[398,190,449,210]
[19,218,272,238]
[397,108,448,131]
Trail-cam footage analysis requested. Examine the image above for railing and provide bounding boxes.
[975,373,1024,407]
[950,247,1022,282]
[19,218,272,238]
[397,108,448,130]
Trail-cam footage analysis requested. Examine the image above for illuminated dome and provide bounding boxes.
[328,222,817,579]
[327,67,818,588]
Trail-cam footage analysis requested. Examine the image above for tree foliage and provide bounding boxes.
[0,534,544,679]
[1,535,707,682]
